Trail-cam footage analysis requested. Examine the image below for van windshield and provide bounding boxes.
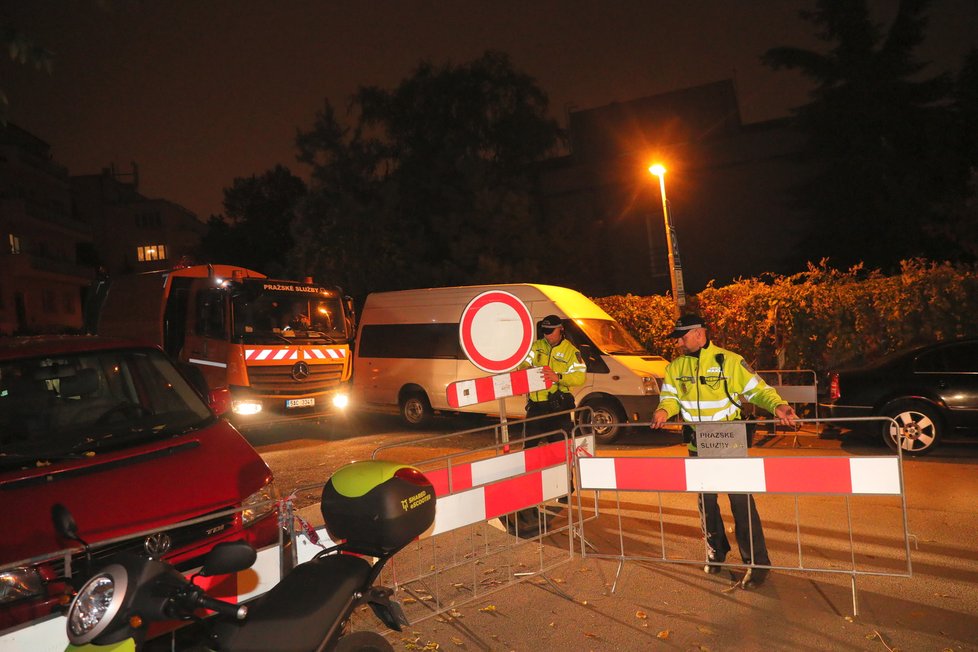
[0,348,213,470]
[231,285,349,344]
[575,319,648,356]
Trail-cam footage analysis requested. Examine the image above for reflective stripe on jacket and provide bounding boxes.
[656,341,786,423]
[521,337,587,402]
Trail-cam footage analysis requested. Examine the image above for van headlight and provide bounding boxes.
[242,481,278,526]
[642,376,659,395]
[66,564,128,644]
[0,567,43,604]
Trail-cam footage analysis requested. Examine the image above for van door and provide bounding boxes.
[183,280,231,389]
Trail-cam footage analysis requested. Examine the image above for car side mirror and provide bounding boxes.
[208,387,232,416]
[199,541,257,576]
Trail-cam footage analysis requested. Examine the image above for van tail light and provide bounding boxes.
[828,373,840,401]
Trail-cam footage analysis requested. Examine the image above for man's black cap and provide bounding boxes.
[540,315,564,332]
[668,313,705,338]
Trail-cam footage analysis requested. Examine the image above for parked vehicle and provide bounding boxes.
[0,336,280,648]
[93,264,355,425]
[820,338,978,455]
[352,284,668,443]
[59,460,437,652]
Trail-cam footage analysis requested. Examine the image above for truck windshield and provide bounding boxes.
[231,286,349,344]
[0,348,214,469]
[575,319,648,356]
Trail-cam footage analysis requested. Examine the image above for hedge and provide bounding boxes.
[594,259,978,373]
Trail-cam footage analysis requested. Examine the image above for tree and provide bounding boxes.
[0,22,54,124]
[291,51,563,299]
[198,165,306,276]
[762,0,954,270]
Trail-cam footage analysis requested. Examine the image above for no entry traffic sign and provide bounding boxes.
[458,290,534,373]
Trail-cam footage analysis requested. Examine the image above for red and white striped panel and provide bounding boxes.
[424,436,595,535]
[446,366,552,408]
[579,456,902,495]
[243,347,348,364]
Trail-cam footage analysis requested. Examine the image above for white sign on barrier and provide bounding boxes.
[694,422,748,458]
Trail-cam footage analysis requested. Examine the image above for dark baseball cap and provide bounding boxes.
[539,315,564,332]
[668,314,705,338]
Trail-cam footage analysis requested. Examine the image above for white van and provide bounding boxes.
[352,284,668,443]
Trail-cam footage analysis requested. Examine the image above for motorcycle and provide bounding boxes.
[57,460,437,652]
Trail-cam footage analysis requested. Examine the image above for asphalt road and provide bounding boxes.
[241,414,978,651]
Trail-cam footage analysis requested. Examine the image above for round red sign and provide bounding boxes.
[458,290,534,373]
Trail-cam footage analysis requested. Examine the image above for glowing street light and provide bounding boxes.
[648,164,686,312]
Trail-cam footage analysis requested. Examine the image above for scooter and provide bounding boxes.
[58,460,437,652]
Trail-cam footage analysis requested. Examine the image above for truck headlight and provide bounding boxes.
[242,481,278,527]
[232,399,263,416]
[0,567,43,604]
[642,376,659,395]
[331,392,349,409]
[66,564,128,644]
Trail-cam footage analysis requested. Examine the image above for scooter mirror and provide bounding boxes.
[199,541,258,576]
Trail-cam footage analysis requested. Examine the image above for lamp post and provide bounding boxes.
[648,164,686,312]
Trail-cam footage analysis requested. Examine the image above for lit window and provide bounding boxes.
[8,234,20,254]
[137,244,168,262]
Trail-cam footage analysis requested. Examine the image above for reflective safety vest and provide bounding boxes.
[656,340,786,425]
[521,337,587,403]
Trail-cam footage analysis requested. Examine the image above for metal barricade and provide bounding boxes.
[573,417,913,616]
[363,410,595,626]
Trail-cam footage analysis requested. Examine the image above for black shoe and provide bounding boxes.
[741,567,769,589]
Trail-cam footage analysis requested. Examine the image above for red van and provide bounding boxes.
[0,336,280,647]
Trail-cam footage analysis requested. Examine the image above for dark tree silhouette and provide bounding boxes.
[762,0,955,270]
[199,165,306,277]
[291,51,564,299]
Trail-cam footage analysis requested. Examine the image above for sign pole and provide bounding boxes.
[497,398,510,451]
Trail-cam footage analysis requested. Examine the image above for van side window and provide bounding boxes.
[195,289,226,339]
[359,324,461,359]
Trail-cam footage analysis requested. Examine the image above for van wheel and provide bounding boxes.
[583,398,626,444]
[400,392,433,428]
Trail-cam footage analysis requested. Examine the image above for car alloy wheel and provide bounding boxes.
[882,400,941,455]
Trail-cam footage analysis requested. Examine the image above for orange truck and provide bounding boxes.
[95,264,354,424]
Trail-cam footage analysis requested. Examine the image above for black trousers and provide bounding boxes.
[524,396,574,448]
[691,449,770,566]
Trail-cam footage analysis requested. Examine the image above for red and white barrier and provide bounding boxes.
[579,456,901,495]
[424,436,594,535]
[446,366,551,408]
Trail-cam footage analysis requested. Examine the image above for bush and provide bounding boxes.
[594,259,978,373]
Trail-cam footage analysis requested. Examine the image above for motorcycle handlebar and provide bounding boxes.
[175,585,249,621]
[197,593,248,620]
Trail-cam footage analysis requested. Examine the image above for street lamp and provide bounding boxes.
[648,164,686,312]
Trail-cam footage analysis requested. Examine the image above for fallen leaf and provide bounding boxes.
[479,605,497,613]
[635,610,648,620]
[577,566,590,573]
[422,643,440,651]
[656,630,670,640]
[584,632,598,638]
[451,636,464,646]
[548,622,555,628]
[698,645,711,651]
[844,616,854,622]
[403,597,418,604]
[697,625,714,635]
[448,609,462,618]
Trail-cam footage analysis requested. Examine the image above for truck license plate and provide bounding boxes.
[286,398,315,408]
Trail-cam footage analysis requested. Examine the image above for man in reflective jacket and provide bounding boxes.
[652,313,797,588]
[520,314,587,446]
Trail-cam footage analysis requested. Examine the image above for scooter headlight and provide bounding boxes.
[66,564,128,644]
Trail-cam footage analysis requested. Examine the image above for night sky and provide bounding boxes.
[3,0,976,220]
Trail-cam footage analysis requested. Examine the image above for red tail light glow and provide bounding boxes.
[829,373,840,401]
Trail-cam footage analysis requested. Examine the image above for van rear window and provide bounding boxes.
[359,324,462,359]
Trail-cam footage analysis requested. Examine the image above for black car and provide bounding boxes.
[820,338,978,455]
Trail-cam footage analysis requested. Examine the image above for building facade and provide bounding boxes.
[71,164,205,278]
[538,80,814,298]
[0,124,93,335]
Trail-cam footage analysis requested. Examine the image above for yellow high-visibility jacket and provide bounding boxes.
[520,337,587,403]
[656,340,786,426]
